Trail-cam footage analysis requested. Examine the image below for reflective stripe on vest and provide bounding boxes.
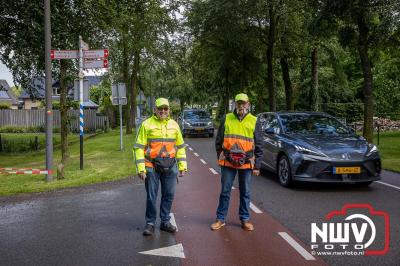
[137,116,184,168]
[218,113,257,169]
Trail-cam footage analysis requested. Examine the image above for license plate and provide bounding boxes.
[333,167,361,174]
[195,127,204,131]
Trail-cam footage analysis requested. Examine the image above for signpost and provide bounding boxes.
[51,37,109,170]
[78,36,85,170]
[112,83,127,151]
[50,49,109,60]
[83,59,109,69]
[83,49,109,59]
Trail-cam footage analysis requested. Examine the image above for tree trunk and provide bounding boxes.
[58,60,68,179]
[310,45,319,111]
[180,99,184,113]
[280,57,293,110]
[224,70,230,114]
[122,35,132,134]
[357,16,374,143]
[267,6,278,112]
[130,50,139,130]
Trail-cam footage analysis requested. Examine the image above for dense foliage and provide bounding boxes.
[1,0,399,142]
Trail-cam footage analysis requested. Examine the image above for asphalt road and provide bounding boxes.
[184,135,400,266]
[0,181,179,266]
[0,136,399,266]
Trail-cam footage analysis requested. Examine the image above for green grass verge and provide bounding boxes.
[374,131,400,173]
[0,130,398,196]
[0,129,136,196]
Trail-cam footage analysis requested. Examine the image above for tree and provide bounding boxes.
[0,0,98,178]
[321,0,399,142]
[90,0,178,134]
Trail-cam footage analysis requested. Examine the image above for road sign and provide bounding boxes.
[51,49,108,60]
[112,83,127,105]
[83,49,109,59]
[83,59,109,69]
[112,97,127,105]
[50,50,78,59]
[74,79,90,102]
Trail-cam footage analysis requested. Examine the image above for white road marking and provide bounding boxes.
[170,213,178,232]
[189,147,193,151]
[139,243,185,258]
[232,186,235,190]
[278,232,315,261]
[200,159,207,164]
[194,152,199,157]
[249,202,262,213]
[376,181,400,191]
[209,168,219,175]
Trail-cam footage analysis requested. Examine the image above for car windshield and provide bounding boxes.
[279,114,351,135]
[184,111,209,120]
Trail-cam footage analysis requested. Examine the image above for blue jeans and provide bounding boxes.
[216,166,252,222]
[145,166,177,225]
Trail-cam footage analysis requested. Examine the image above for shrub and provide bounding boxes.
[0,125,55,133]
[0,102,11,109]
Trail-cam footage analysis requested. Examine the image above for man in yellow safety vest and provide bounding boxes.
[133,97,187,236]
[211,93,263,231]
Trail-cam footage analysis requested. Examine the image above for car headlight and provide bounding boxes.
[366,144,378,157]
[207,121,213,126]
[294,145,327,157]
[184,121,192,127]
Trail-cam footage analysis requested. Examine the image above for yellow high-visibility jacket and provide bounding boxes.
[133,115,187,173]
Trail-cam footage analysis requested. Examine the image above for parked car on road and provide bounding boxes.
[178,109,214,138]
[258,111,381,187]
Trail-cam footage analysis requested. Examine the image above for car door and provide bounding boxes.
[261,114,281,171]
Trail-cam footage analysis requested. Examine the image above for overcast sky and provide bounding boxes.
[0,62,14,87]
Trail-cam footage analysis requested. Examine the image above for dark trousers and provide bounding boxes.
[144,166,177,225]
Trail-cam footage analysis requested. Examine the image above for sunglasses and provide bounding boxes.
[157,107,169,111]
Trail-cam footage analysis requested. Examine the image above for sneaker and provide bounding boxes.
[210,220,226,230]
[143,224,155,236]
[241,221,254,231]
[160,222,177,233]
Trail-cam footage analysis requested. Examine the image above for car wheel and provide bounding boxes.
[278,155,292,187]
[209,132,214,138]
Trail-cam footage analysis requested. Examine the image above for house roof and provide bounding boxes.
[19,76,103,100]
[81,100,99,109]
[0,79,18,105]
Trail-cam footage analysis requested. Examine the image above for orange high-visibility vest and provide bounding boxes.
[218,113,257,169]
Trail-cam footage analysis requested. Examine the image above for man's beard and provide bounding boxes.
[158,113,169,120]
[237,108,248,116]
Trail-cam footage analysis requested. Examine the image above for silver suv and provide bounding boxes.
[178,109,214,138]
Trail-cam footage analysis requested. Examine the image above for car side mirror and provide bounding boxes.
[265,127,276,134]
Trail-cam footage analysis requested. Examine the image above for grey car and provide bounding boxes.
[258,111,381,187]
[178,109,214,138]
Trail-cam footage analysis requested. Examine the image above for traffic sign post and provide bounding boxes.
[83,59,109,69]
[79,36,84,170]
[112,83,127,151]
[51,38,109,170]
[83,49,109,59]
